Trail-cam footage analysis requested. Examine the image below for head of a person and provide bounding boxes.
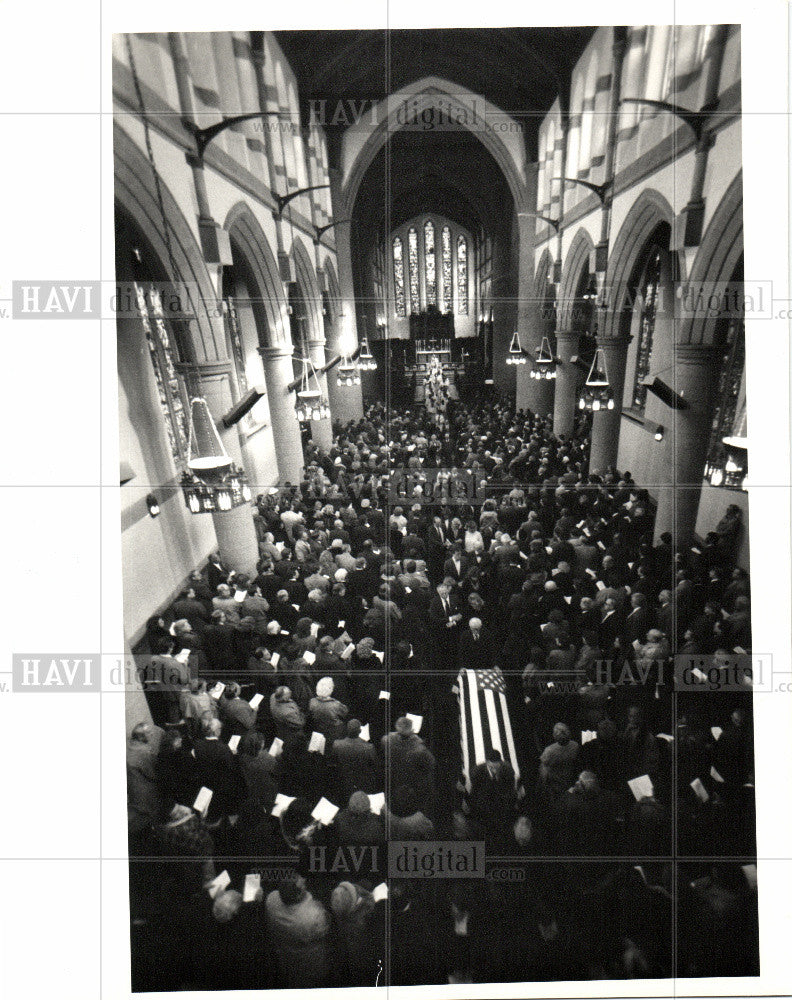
[348,790,371,815]
[553,722,571,746]
[201,716,222,739]
[395,716,414,738]
[513,814,533,847]
[277,874,307,906]
[274,685,292,703]
[130,722,150,744]
[574,770,598,794]
[356,636,375,658]
[216,583,231,598]
[346,718,362,738]
[316,676,334,699]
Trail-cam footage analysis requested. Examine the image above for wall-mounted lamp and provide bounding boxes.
[641,419,665,441]
[146,493,161,517]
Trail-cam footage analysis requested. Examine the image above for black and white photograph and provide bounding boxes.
[114,23,761,991]
[1,2,791,999]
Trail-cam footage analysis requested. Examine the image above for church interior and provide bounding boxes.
[116,26,758,990]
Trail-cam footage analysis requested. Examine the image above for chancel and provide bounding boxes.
[115,24,758,992]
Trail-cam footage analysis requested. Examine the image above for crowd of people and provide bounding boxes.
[127,393,759,989]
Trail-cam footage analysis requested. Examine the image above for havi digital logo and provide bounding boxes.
[12,655,99,692]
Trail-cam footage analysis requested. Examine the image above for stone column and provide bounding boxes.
[328,169,364,419]
[306,337,334,452]
[515,363,532,414]
[515,210,553,417]
[553,330,581,439]
[259,344,305,485]
[588,334,631,474]
[325,311,365,426]
[653,343,722,544]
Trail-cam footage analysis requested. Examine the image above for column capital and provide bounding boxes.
[674,341,725,364]
[175,359,232,377]
[596,334,632,352]
[258,342,295,362]
[554,329,580,343]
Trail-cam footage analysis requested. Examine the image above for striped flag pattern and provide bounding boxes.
[457,667,521,791]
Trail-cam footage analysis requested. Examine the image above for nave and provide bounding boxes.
[127,396,758,990]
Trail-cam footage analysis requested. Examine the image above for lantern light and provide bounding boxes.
[578,347,614,412]
[358,335,377,371]
[505,331,528,365]
[529,335,557,380]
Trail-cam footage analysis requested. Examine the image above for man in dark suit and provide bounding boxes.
[330,718,381,799]
[427,581,462,669]
[425,514,449,582]
[598,597,623,655]
[655,589,673,639]
[622,592,650,646]
[443,543,471,586]
[193,716,244,820]
[456,617,494,671]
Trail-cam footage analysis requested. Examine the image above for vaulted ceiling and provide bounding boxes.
[274,28,595,290]
[275,27,595,160]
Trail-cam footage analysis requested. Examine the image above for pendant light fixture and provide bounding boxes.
[530,335,557,379]
[505,331,528,365]
[357,334,378,371]
[295,356,331,422]
[181,397,251,513]
[337,353,361,386]
[578,347,614,411]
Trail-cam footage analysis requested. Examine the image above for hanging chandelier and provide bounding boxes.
[357,334,378,371]
[181,397,251,513]
[530,335,557,379]
[705,435,748,489]
[505,331,528,365]
[578,347,614,412]
[295,356,331,422]
[337,354,361,387]
[181,465,251,513]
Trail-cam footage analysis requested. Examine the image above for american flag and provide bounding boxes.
[456,667,521,791]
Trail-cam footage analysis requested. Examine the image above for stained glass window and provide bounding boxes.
[424,220,436,306]
[225,298,248,396]
[632,247,662,411]
[408,228,420,312]
[706,315,746,486]
[441,226,453,313]
[135,281,189,463]
[457,235,468,314]
[393,236,406,317]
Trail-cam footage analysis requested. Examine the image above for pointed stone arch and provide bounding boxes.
[323,258,342,321]
[290,236,323,344]
[557,227,594,330]
[113,123,221,363]
[533,247,555,297]
[679,171,743,346]
[601,189,680,341]
[338,76,529,218]
[223,202,291,350]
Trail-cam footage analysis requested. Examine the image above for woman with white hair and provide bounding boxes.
[308,676,349,744]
